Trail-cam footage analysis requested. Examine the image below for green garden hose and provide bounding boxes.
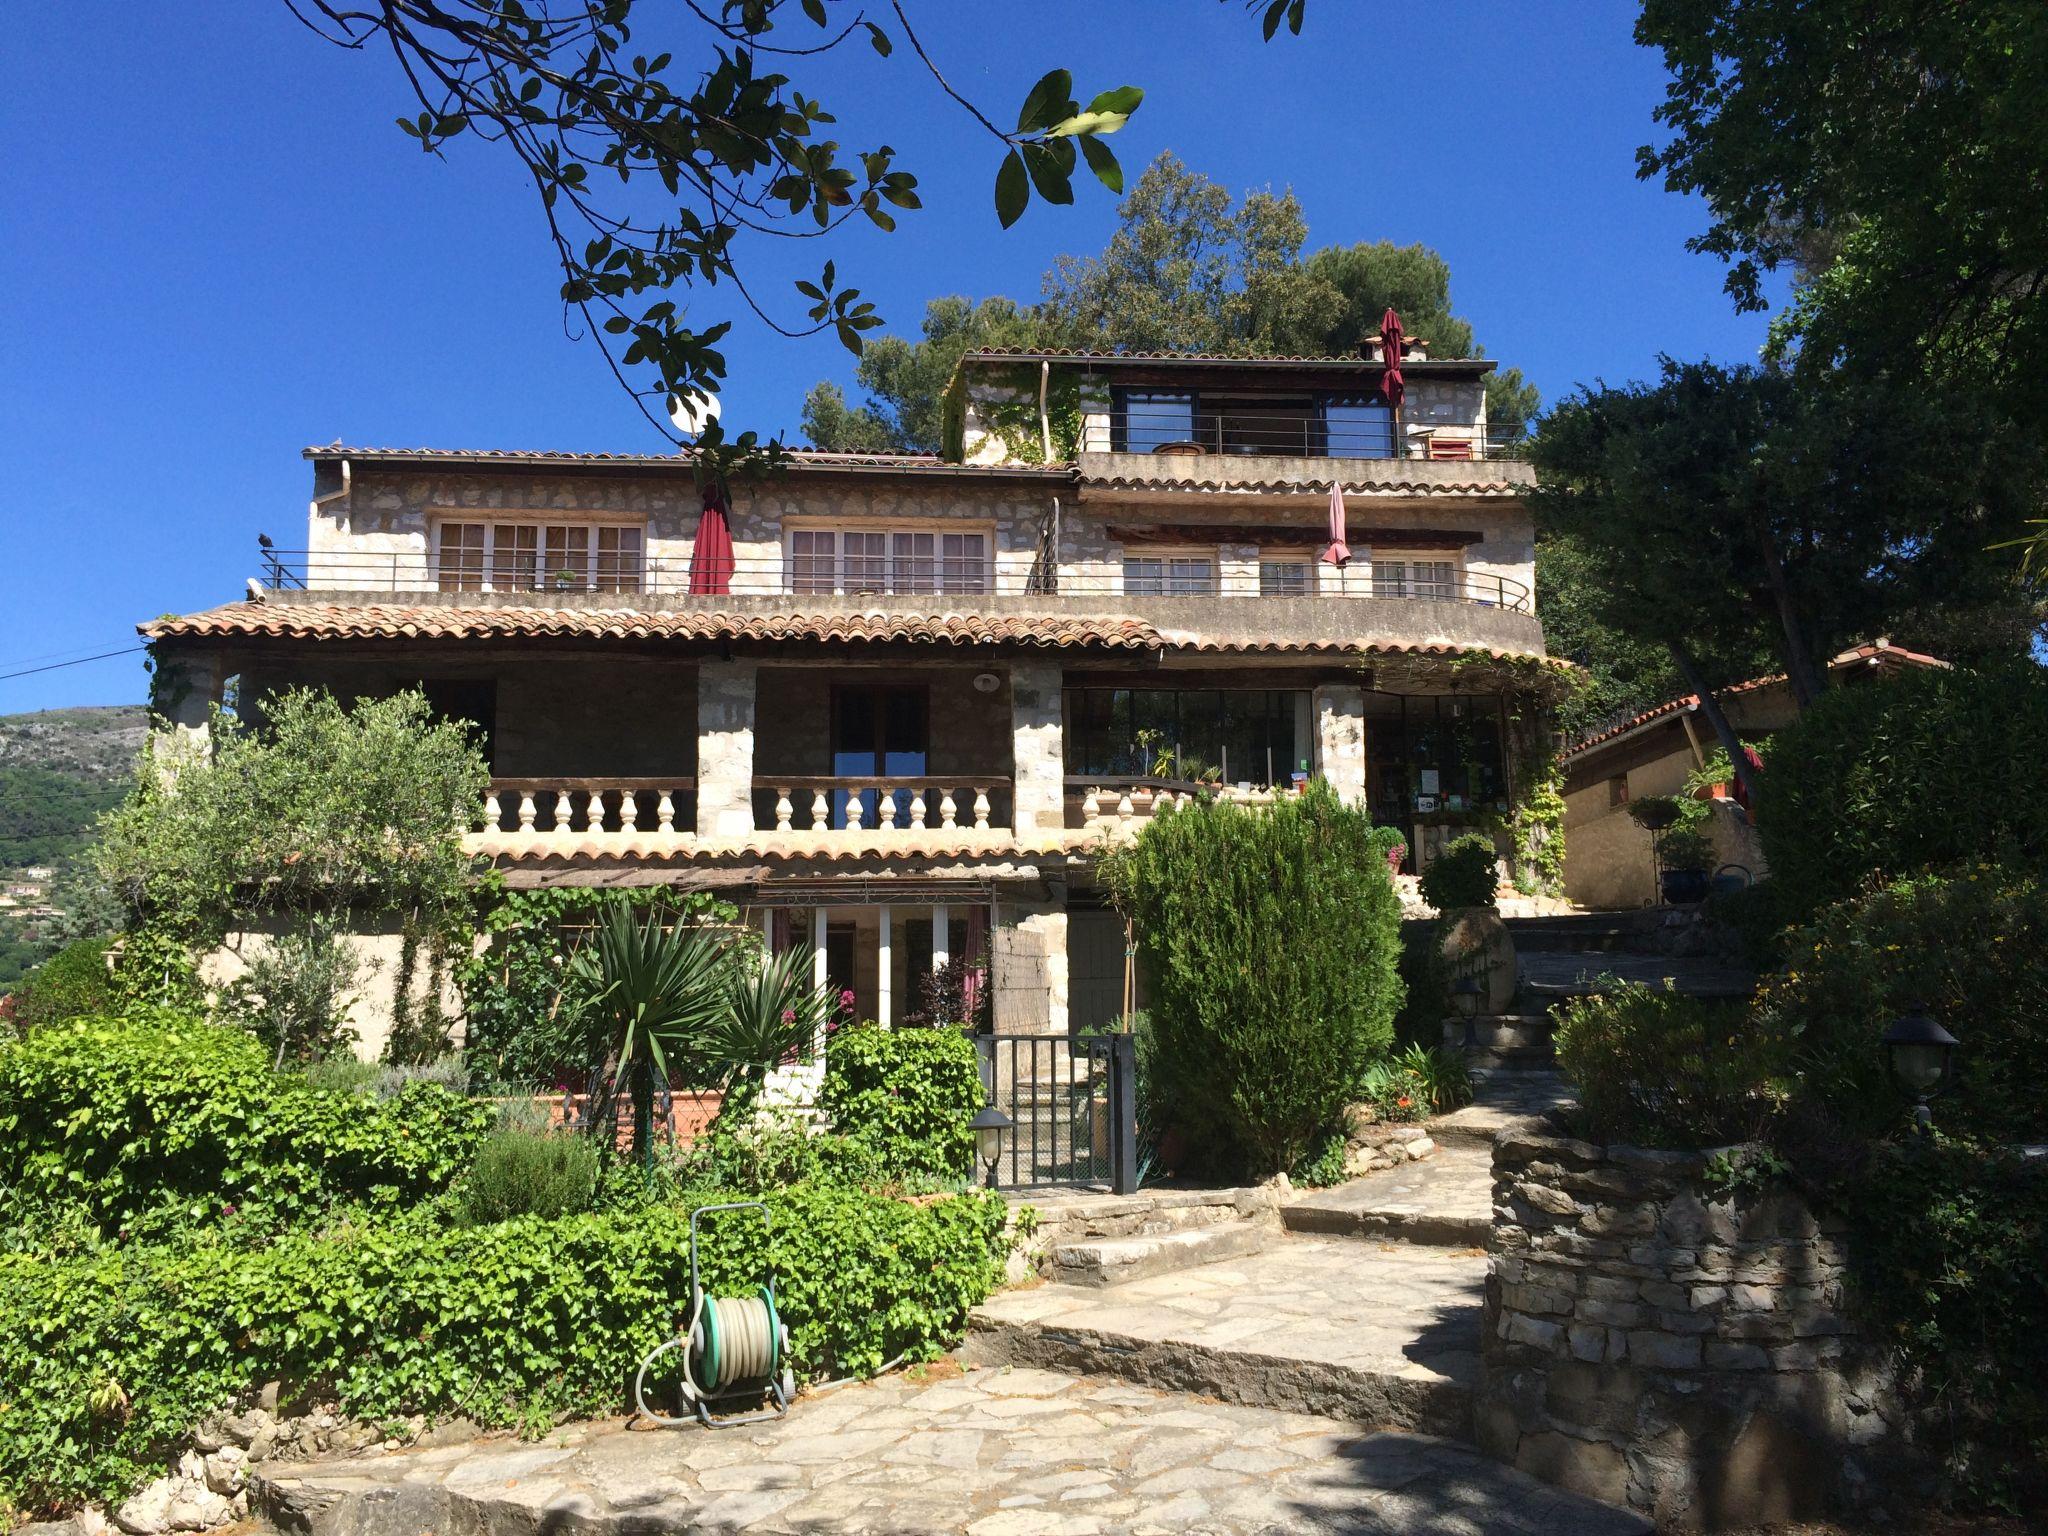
[633,1203,793,1429]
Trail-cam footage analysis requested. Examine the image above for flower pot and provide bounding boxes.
[1660,868,1712,905]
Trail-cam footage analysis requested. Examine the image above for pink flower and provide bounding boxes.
[781,1008,797,1024]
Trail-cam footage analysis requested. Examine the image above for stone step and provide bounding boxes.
[1282,1143,1495,1248]
[1430,1069,1575,1148]
[966,1235,1486,1441]
[1048,1217,1271,1287]
[1441,1016,1554,1054]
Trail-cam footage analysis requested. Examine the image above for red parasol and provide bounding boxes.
[1319,479,1352,568]
[688,483,735,596]
[1379,307,1406,412]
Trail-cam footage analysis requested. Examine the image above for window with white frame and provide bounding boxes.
[1123,552,1217,596]
[1258,556,1314,596]
[436,520,644,593]
[785,527,989,595]
[1369,551,1458,600]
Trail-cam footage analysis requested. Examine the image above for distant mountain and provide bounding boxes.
[0,705,145,986]
[0,705,146,871]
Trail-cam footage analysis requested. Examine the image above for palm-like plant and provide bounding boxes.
[568,901,727,1160]
[566,900,834,1160]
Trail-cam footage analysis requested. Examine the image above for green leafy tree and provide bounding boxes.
[1102,782,1404,1175]
[1531,359,2043,785]
[806,154,1534,450]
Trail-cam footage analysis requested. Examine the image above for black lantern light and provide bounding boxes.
[967,1104,1013,1188]
[1452,974,1485,1051]
[1881,1004,1959,1134]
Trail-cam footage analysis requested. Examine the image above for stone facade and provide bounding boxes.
[1478,1129,1911,1530]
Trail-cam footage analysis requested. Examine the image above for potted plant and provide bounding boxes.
[1629,795,1713,904]
[1421,832,1514,1013]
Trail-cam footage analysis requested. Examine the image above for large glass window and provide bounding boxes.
[1123,554,1217,596]
[784,528,988,595]
[1259,557,1313,596]
[1371,553,1458,601]
[1063,688,1308,788]
[1112,390,1196,453]
[1365,694,1511,822]
[1318,394,1396,457]
[433,520,642,593]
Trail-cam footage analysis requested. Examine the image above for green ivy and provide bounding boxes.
[0,1015,492,1243]
[818,1023,984,1183]
[0,1185,1009,1517]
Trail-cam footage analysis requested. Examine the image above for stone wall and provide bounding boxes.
[1478,1129,1911,1530]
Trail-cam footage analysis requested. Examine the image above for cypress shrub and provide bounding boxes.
[1103,782,1404,1174]
[1756,661,2048,916]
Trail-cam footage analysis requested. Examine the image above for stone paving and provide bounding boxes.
[1282,1144,1496,1246]
[1432,1068,1575,1145]
[254,1365,1649,1535]
[967,1235,1485,1435]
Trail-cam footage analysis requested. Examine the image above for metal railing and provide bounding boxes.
[1081,408,1532,461]
[975,1030,1137,1193]
[256,547,1532,611]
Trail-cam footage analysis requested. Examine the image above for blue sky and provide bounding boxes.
[0,0,1777,713]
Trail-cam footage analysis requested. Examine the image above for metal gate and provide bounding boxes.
[973,1032,1138,1194]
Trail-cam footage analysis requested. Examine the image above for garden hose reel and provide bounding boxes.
[633,1201,794,1429]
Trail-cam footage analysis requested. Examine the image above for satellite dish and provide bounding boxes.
[668,390,723,438]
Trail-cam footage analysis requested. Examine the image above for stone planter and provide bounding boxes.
[1477,1129,1912,1531]
[1440,904,1516,1014]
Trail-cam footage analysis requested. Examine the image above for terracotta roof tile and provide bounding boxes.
[466,830,1090,865]
[141,601,1163,651]
[301,444,1069,475]
[958,347,1487,367]
[1163,634,1572,668]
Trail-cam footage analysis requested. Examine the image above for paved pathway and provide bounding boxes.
[968,1235,1485,1435]
[1433,1068,1574,1144]
[254,1365,1649,1535]
[1283,1144,1495,1246]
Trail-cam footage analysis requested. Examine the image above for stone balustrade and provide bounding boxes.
[763,777,1008,835]
[1071,779,1287,832]
[479,778,697,841]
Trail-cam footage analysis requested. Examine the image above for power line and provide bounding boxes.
[0,646,150,683]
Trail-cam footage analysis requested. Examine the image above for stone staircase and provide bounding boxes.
[1022,1185,1281,1287]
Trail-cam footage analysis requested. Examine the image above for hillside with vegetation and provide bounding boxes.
[0,704,145,986]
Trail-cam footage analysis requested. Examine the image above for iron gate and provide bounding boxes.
[973,1031,1138,1194]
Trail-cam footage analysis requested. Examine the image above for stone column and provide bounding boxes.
[148,648,226,783]
[695,659,757,839]
[1009,661,1065,836]
[1313,683,1367,808]
[990,892,1068,1036]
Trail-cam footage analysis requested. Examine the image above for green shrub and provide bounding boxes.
[5,938,114,1034]
[1838,1142,2048,1505]
[1753,866,2048,1144]
[1553,983,1787,1149]
[1699,879,1795,970]
[0,1184,1010,1516]
[1757,661,2048,916]
[0,1015,492,1237]
[1417,832,1499,912]
[818,1022,983,1183]
[1392,919,1453,1049]
[456,1129,600,1224]
[1103,782,1404,1174]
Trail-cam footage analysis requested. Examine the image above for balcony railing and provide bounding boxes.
[1081,409,1531,461]
[756,777,1012,835]
[1068,776,1289,831]
[479,778,698,838]
[258,548,1531,611]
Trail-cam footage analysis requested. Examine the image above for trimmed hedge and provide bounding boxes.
[0,1185,1009,1516]
[0,1016,492,1236]
[1418,831,1499,913]
[1103,781,1404,1174]
[819,1022,983,1182]
[1553,983,1784,1149]
[1757,661,2048,915]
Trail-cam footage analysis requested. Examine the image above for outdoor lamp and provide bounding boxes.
[1882,1004,1959,1133]
[968,1104,1013,1188]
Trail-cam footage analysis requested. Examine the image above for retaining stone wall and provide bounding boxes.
[1477,1129,1913,1531]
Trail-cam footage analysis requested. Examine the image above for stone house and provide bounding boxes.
[142,346,1564,1053]
[1559,640,1949,910]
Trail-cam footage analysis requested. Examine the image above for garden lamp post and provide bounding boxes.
[1881,1004,1958,1135]
[968,1104,1013,1189]
[1452,975,1484,1051]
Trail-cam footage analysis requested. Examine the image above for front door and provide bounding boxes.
[831,685,928,827]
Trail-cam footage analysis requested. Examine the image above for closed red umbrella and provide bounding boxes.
[1379,307,1406,412]
[689,483,735,596]
[1319,479,1352,568]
